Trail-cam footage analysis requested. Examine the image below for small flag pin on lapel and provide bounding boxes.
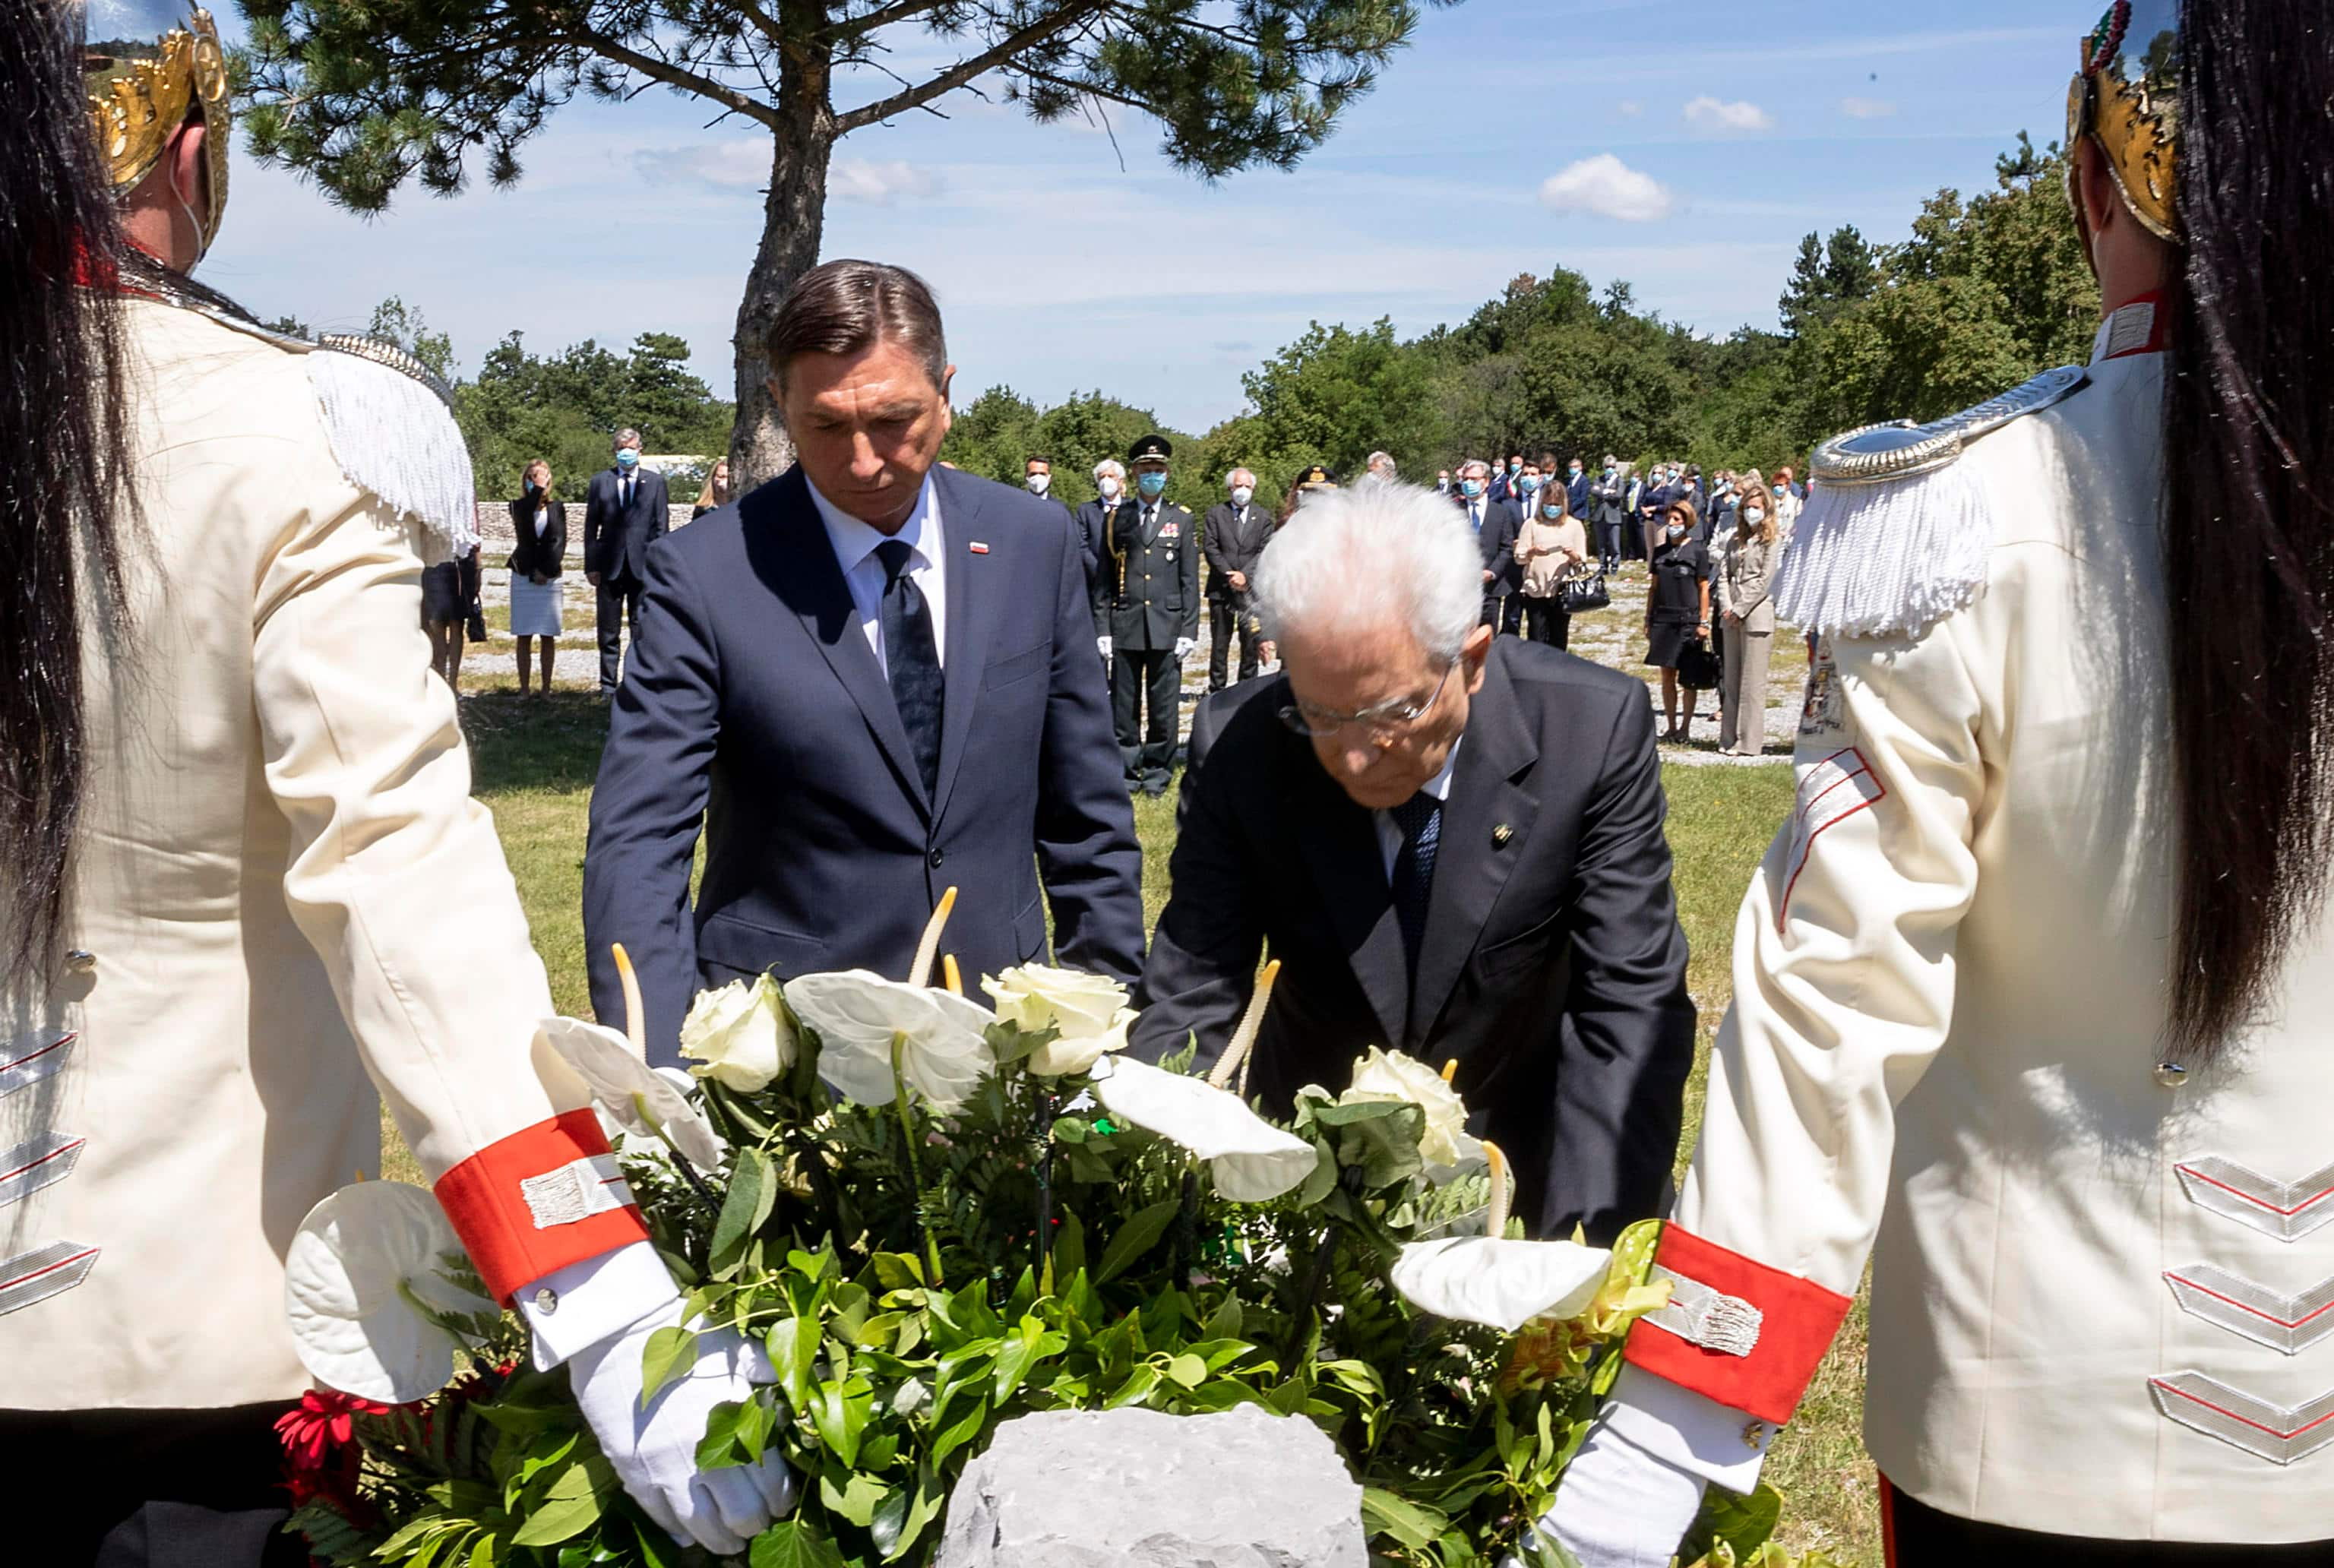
[969,541,990,555]
[1491,824,1513,847]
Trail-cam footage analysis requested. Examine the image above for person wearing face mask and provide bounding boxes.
[1645,502,1711,743]
[1513,485,1591,650]
[1714,479,1779,757]
[1021,454,1077,549]
[1502,462,1547,634]
[1133,480,1694,1247]
[1635,463,1672,562]
[583,427,670,697]
[1203,468,1271,692]
[1589,456,1629,574]
[1074,459,1127,646]
[1436,469,1453,496]
[1095,435,1201,796]
[508,458,568,697]
[1565,455,1592,520]
[1451,460,1522,629]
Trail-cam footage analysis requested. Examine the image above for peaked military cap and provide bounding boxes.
[1292,463,1339,489]
[1127,433,1174,464]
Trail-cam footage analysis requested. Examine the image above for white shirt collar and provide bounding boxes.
[807,471,939,579]
[1419,735,1462,803]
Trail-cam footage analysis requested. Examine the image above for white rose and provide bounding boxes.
[1026,1006,1136,1077]
[981,964,1130,1042]
[1345,1045,1487,1182]
[678,973,796,1092]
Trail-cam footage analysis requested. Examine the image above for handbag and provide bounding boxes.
[1563,571,1611,613]
[1676,637,1723,689]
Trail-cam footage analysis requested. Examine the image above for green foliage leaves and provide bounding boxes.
[453,329,734,501]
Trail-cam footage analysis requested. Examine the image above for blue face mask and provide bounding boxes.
[525,478,542,495]
[1508,459,1522,472]
[615,448,640,470]
[1519,473,1542,493]
[1136,471,1168,501]
[1542,501,1564,520]
[1460,478,1485,499]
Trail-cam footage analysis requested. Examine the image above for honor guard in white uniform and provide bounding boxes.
[1543,3,2334,1562]
[2,6,789,1560]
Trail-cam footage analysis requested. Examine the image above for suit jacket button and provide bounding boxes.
[929,848,945,869]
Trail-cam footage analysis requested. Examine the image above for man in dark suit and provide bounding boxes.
[1453,459,1519,629]
[1072,460,1127,644]
[1135,479,1694,1242]
[1564,454,1593,520]
[1095,434,1200,797]
[1202,466,1270,693]
[583,261,1146,1062]
[1589,455,1628,573]
[583,427,670,696]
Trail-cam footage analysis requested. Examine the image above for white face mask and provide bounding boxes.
[1231,486,1254,507]
[1099,476,1121,499]
[1744,507,1767,526]
[1026,472,1052,495]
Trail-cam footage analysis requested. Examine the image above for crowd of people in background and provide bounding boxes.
[448,432,1814,770]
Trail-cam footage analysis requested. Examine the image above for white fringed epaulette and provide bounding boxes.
[1770,364,2089,640]
[307,335,479,564]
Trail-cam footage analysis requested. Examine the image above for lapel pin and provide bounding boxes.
[1491,824,1513,848]
[969,541,990,555]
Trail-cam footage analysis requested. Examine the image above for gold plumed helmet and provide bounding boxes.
[2066,0,2182,242]
[80,0,231,258]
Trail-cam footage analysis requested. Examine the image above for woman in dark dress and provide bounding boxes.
[507,458,566,696]
[1644,499,1710,741]
[417,547,476,693]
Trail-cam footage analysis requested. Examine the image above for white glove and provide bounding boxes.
[1174,637,1196,662]
[1098,635,1113,658]
[568,1300,799,1555]
[1513,1422,1706,1568]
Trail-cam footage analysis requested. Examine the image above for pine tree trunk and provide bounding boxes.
[730,105,833,489]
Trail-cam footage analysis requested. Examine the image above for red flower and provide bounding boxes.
[274,1388,394,1473]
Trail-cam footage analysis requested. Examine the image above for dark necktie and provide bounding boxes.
[1388,792,1444,977]
[620,473,633,511]
[876,539,944,799]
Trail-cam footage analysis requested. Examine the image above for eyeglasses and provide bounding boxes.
[1279,662,1455,740]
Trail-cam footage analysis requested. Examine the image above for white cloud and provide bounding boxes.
[1538,155,1677,223]
[830,158,944,206]
[634,141,768,189]
[1840,96,1899,119]
[1618,100,1643,117]
[1683,95,1776,132]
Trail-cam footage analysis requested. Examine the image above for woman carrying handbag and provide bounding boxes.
[1513,486,1590,649]
[1645,499,1712,742]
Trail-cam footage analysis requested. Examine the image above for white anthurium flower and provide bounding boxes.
[784,969,995,1113]
[1345,1045,1488,1184]
[679,972,797,1092]
[1389,1236,1615,1333]
[284,1181,498,1402]
[1090,1055,1320,1202]
[539,1016,727,1172]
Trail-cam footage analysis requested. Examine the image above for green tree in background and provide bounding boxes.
[452,327,735,501]
[239,0,1472,488]
[365,296,454,381]
[1778,226,1881,338]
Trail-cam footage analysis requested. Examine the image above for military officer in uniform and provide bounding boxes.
[1202,466,1271,692]
[1542,4,2334,1563]
[0,7,790,1560]
[1096,434,1200,796]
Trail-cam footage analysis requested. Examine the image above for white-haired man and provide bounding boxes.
[1453,458,1521,629]
[1203,467,1271,691]
[1134,482,1695,1241]
[1074,458,1129,643]
[1367,450,1399,482]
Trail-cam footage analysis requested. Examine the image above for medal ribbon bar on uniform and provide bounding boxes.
[1624,1225,1855,1427]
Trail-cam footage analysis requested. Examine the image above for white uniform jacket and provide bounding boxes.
[0,296,644,1411]
[1611,303,2334,1543]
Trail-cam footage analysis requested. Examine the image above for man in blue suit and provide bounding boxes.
[582,261,1147,1062]
[1452,459,1519,629]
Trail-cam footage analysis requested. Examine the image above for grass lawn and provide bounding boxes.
[423,656,1880,1564]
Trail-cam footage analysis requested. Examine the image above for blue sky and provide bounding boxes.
[200,1,2087,432]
